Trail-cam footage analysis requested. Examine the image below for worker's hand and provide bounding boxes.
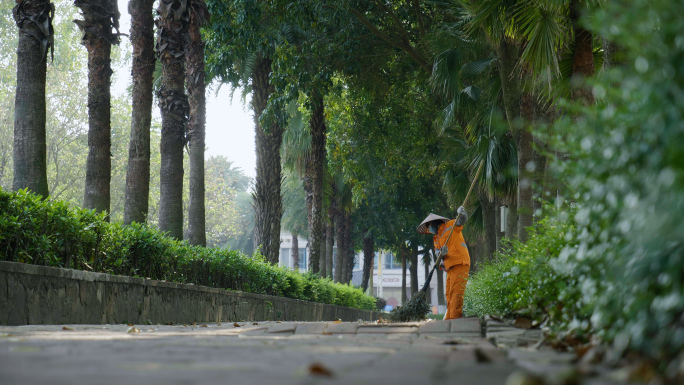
[456,206,468,226]
[439,259,446,271]
[440,246,448,256]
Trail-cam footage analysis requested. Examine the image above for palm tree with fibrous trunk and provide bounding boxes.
[74,0,121,217]
[12,0,54,198]
[124,0,156,225]
[156,0,190,240]
[186,0,210,246]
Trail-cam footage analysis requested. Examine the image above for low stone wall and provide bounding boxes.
[0,261,380,326]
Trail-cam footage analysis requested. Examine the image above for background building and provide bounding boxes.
[279,232,445,314]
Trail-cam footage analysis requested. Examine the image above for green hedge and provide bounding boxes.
[463,208,578,321]
[0,188,376,311]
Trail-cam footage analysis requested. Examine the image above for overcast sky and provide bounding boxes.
[113,4,257,179]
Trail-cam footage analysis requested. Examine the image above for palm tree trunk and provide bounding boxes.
[252,57,284,264]
[360,234,374,292]
[494,195,502,250]
[326,218,334,278]
[401,245,407,304]
[319,226,327,277]
[12,0,52,198]
[506,196,519,240]
[409,244,418,295]
[343,213,354,284]
[124,0,155,225]
[75,0,119,216]
[291,232,299,270]
[156,0,189,240]
[327,183,336,278]
[479,191,497,260]
[334,208,345,283]
[570,0,595,103]
[518,89,535,241]
[305,90,326,274]
[186,2,208,246]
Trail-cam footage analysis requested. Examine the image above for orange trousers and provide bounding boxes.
[444,264,470,320]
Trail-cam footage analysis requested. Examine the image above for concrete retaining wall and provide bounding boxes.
[0,261,380,325]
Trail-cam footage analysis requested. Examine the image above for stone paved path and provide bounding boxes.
[0,317,627,385]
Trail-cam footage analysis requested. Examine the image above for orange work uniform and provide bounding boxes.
[433,219,470,319]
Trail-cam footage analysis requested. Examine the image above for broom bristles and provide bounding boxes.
[388,289,431,322]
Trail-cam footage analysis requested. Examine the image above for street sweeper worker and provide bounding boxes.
[417,207,470,320]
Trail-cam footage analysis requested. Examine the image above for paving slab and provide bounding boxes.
[451,317,482,333]
[324,322,358,334]
[266,322,298,333]
[294,322,328,335]
[357,325,418,334]
[418,320,451,333]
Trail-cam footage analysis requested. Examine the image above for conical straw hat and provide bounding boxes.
[416,213,450,234]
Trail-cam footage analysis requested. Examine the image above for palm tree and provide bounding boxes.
[12,0,54,198]
[304,89,327,274]
[186,0,210,246]
[123,0,156,225]
[74,0,121,217]
[281,169,308,270]
[156,0,190,240]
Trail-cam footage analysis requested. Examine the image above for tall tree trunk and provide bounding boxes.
[479,191,497,261]
[570,0,595,103]
[327,184,336,279]
[494,195,502,251]
[75,0,119,216]
[123,0,155,225]
[12,0,52,198]
[304,90,326,274]
[401,244,407,304]
[319,226,327,277]
[334,207,345,283]
[291,232,299,270]
[252,57,284,264]
[360,234,374,292]
[343,213,354,284]
[186,2,208,246]
[506,196,519,240]
[424,248,432,306]
[518,88,535,242]
[409,244,418,295]
[156,0,189,240]
[326,217,334,278]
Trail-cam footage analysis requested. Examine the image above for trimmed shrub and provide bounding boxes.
[0,188,376,311]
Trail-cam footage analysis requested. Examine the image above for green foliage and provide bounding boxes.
[545,0,684,365]
[463,210,577,320]
[0,188,376,311]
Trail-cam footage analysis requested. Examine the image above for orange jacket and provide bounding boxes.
[433,219,470,268]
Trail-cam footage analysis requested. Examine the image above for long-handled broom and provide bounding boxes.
[389,160,485,322]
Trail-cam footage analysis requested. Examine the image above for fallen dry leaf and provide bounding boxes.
[200,324,208,328]
[276,321,282,323]
[322,332,333,335]
[192,322,197,327]
[217,323,222,326]
[308,362,334,377]
[333,320,342,324]
[182,324,187,327]
[233,323,242,328]
[126,327,140,333]
[253,323,259,326]
[62,326,74,331]
[514,318,533,329]
[127,323,134,327]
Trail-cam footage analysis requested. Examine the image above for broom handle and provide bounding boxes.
[432,159,484,272]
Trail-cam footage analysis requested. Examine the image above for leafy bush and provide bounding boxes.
[463,210,577,321]
[0,188,376,311]
[466,0,684,375]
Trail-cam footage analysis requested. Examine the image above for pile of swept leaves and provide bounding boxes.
[388,290,431,322]
[0,188,377,311]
